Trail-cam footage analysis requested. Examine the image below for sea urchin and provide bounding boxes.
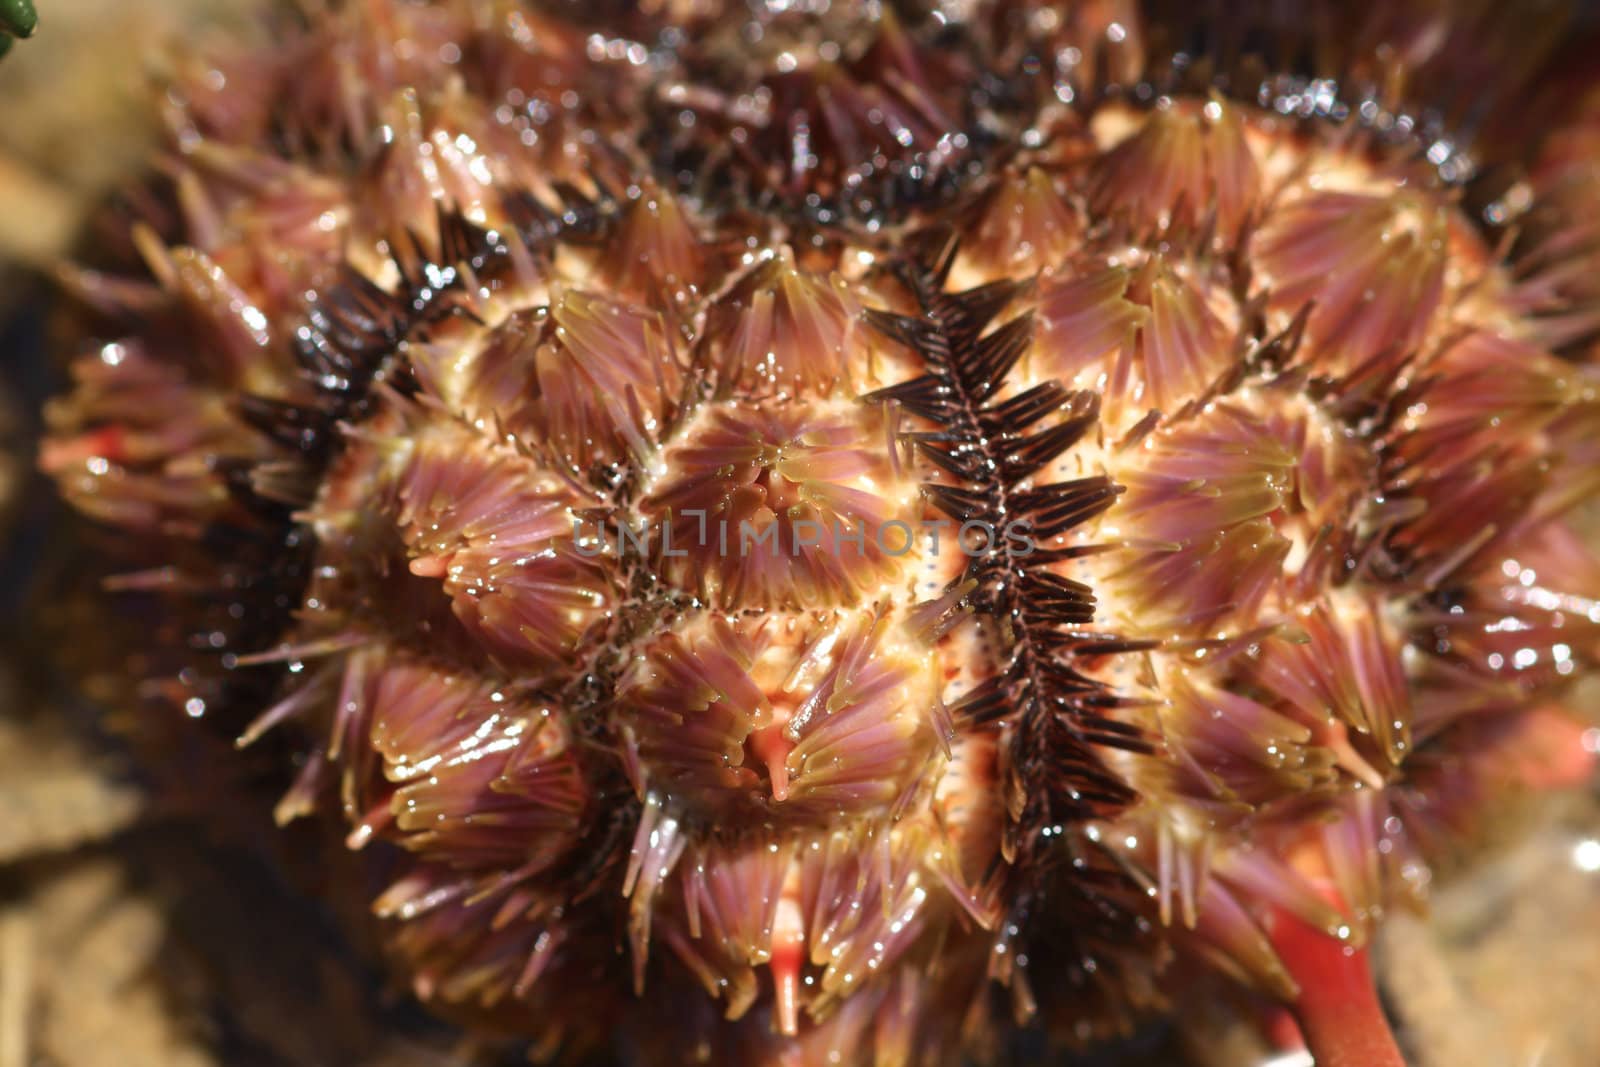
[37,1,1600,1064]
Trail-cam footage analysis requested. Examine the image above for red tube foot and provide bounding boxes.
[1267,905,1406,1067]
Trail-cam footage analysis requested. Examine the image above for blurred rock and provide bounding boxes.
[0,0,251,277]
[1379,788,1600,1067]
[0,666,141,863]
[3,858,217,1067]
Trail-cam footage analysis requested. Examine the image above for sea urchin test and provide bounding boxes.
[38,1,1600,1065]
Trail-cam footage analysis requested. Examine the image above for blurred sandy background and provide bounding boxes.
[0,3,1596,1067]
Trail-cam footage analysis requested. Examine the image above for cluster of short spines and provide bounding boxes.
[37,2,1600,1065]
[705,255,869,400]
[640,401,921,608]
